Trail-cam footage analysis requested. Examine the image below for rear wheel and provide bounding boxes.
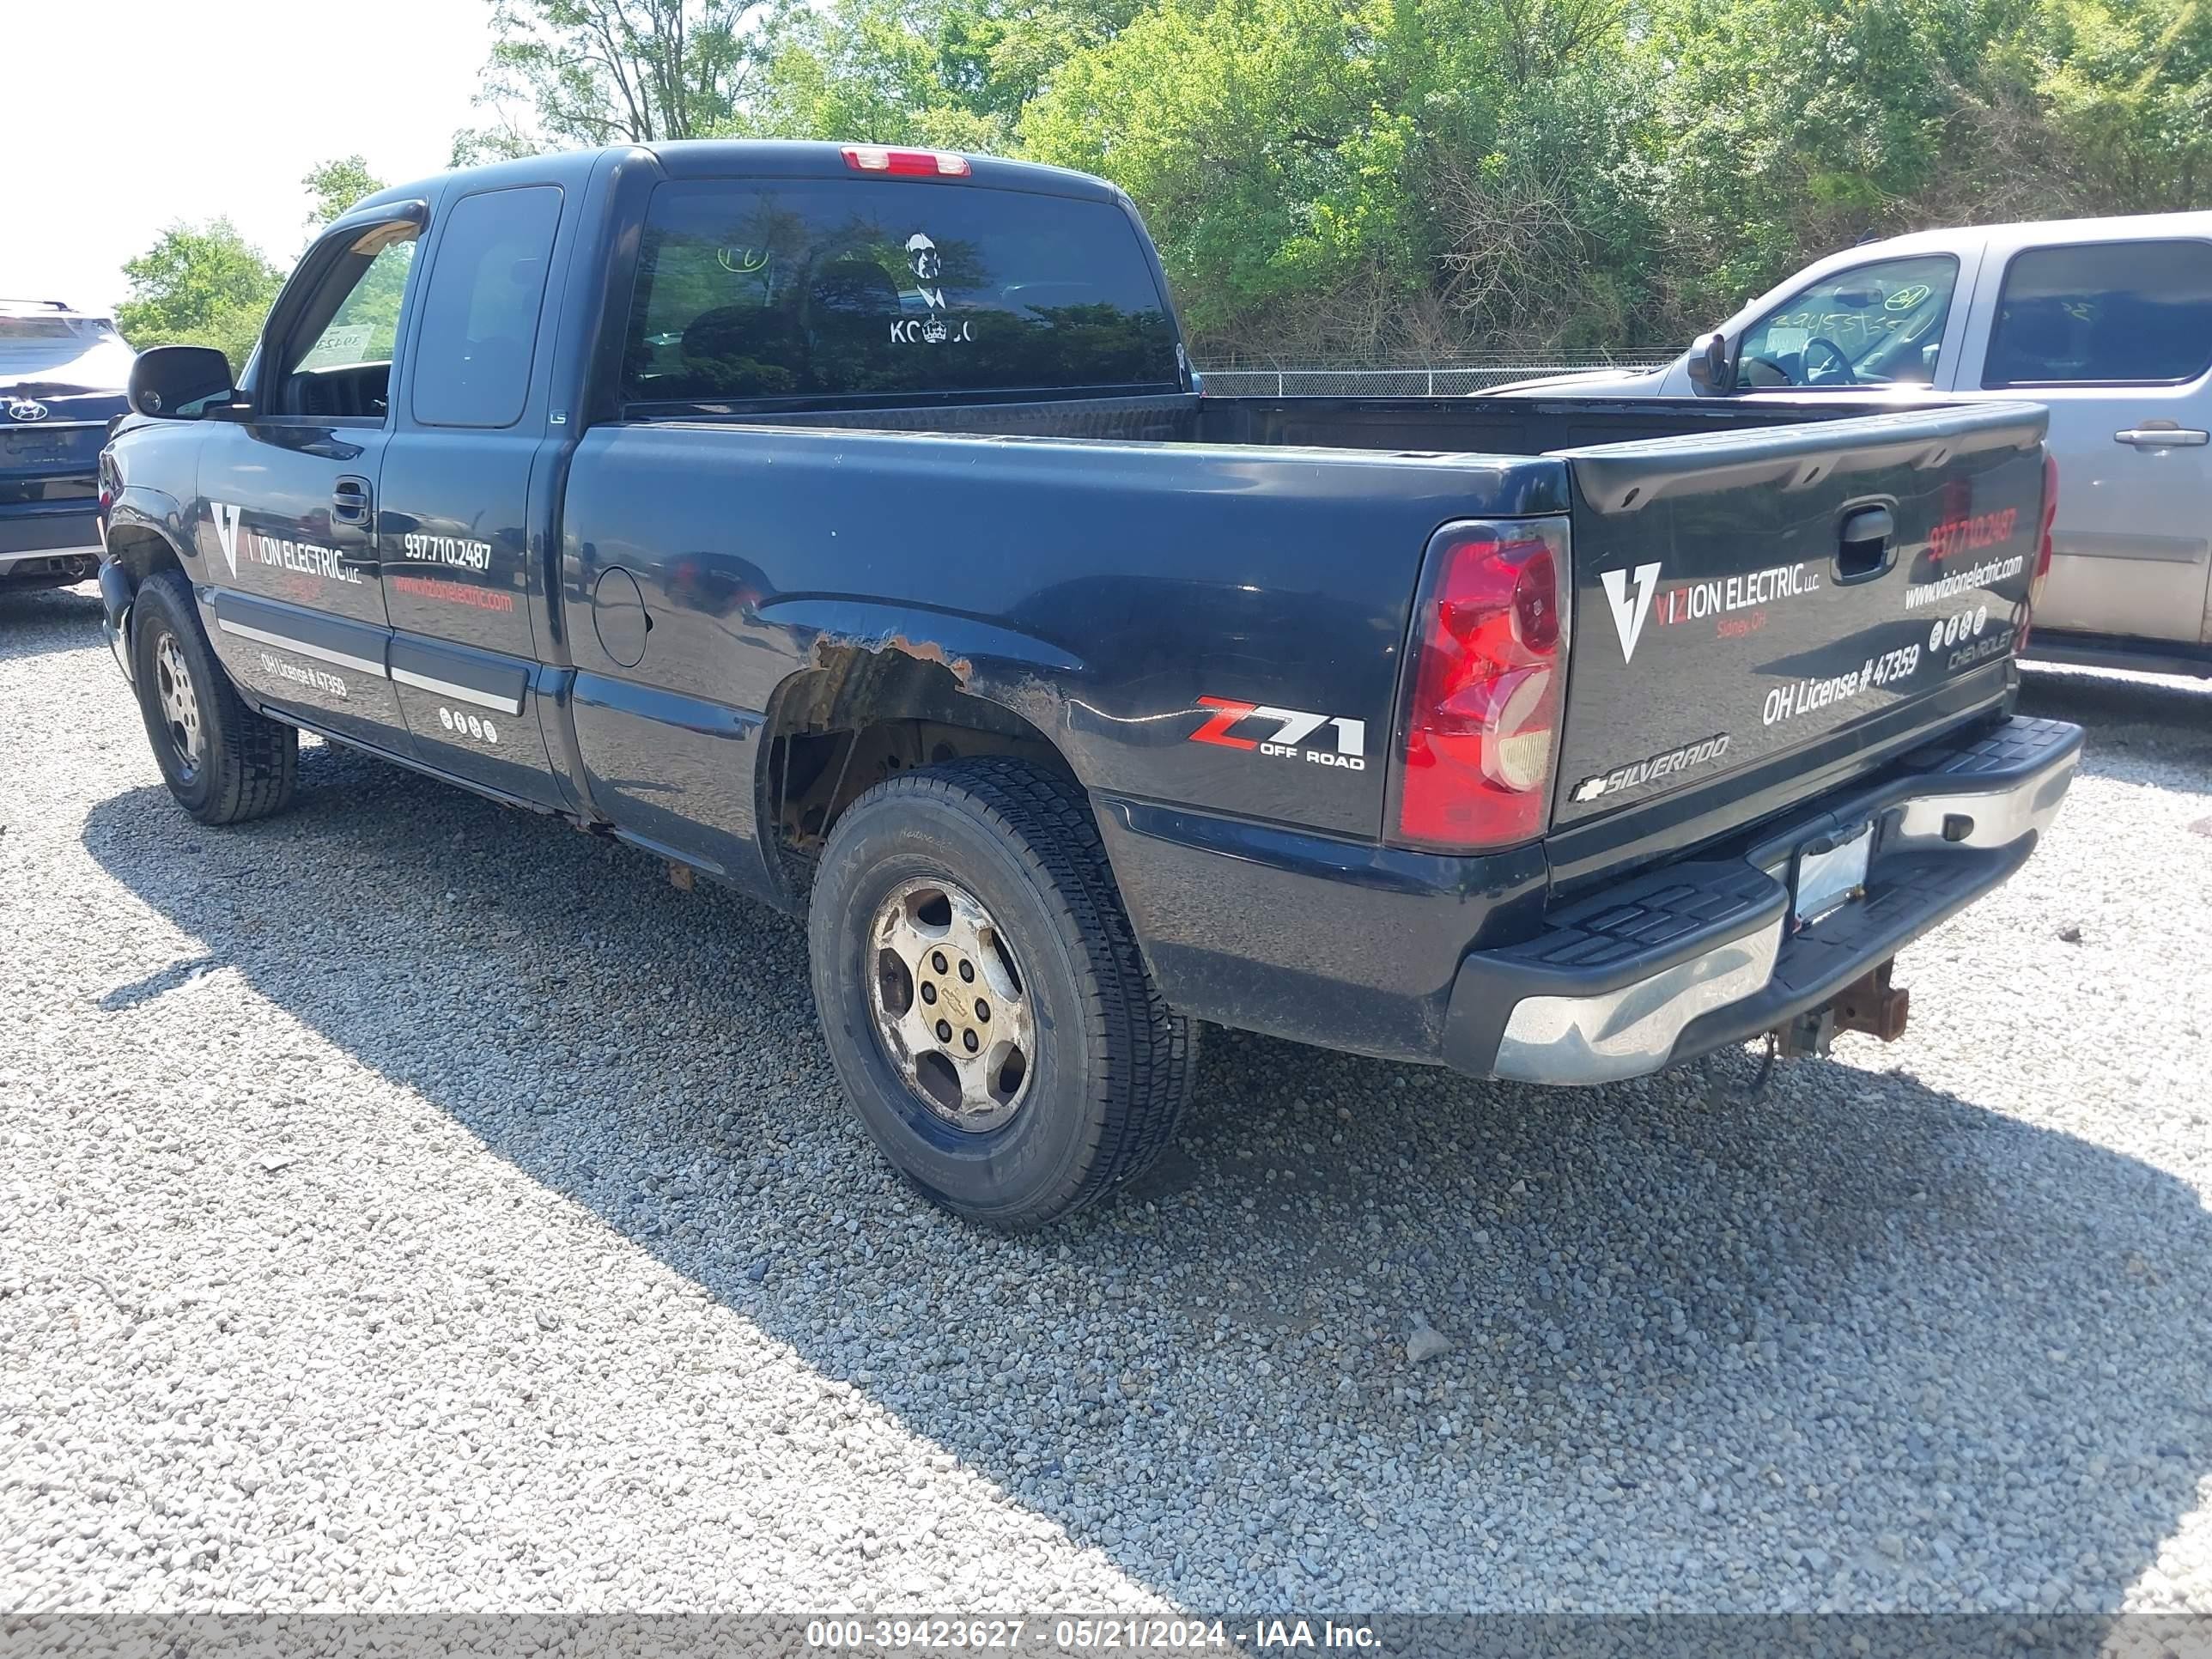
[131,568,298,825]
[808,758,1196,1230]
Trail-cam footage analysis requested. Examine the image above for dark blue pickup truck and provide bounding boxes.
[97,141,2080,1228]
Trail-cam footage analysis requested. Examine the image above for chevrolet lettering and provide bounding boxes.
[1571,733,1732,804]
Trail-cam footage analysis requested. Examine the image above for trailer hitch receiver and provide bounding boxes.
[1832,958,1911,1042]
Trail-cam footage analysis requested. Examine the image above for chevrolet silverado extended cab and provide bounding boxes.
[97,141,2081,1229]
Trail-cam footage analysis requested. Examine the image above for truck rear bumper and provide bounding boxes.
[1441,715,2081,1084]
[0,549,102,587]
[1,504,104,588]
[1,505,101,558]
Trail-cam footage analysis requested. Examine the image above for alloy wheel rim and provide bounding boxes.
[866,876,1036,1133]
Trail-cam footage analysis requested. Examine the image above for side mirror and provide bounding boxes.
[127,345,236,420]
[1686,331,1732,395]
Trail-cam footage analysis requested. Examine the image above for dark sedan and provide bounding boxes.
[3,301,134,592]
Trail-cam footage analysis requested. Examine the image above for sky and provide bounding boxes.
[3,0,499,313]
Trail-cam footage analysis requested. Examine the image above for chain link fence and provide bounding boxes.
[1191,351,1680,396]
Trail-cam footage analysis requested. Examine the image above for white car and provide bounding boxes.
[1489,213,2212,678]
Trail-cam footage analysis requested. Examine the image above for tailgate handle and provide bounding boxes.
[1836,505,1895,580]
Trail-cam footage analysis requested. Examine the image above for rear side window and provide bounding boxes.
[621,178,1181,408]
[1984,240,2212,386]
[410,185,563,428]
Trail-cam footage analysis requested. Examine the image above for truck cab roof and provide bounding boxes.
[354,139,1128,223]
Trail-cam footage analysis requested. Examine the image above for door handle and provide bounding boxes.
[331,477,378,568]
[2114,427,2209,449]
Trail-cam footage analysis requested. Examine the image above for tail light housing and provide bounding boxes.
[2019,450,2057,652]
[1391,518,1571,850]
[842,145,971,177]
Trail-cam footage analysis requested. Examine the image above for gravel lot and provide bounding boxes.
[4,579,2211,1616]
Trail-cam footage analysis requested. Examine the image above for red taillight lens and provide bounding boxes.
[842,145,970,177]
[2021,450,2057,651]
[2032,451,2057,602]
[1395,520,1570,849]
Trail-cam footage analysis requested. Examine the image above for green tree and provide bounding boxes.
[422,0,2212,363]
[2036,0,2212,208]
[742,0,1012,149]
[453,0,779,161]
[739,0,1139,148]
[113,220,283,374]
[1023,0,1656,355]
[303,155,386,227]
[1641,0,1999,319]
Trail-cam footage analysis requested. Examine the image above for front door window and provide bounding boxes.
[265,225,418,422]
[1735,255,1960,390]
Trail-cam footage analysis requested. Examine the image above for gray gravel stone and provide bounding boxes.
[1407,1323,1454,1366]
[3,587,2211,1615]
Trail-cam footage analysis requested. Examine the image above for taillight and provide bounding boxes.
[1393,519,1570,850]
[2021,450,2057,651]
[2032,450,2057,603]
[842,145,970,177]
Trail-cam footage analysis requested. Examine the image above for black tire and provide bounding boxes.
[808,757,1196,1230]
[131,568,298,826]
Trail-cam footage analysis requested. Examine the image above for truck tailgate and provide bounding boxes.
[1549,401,2049,829]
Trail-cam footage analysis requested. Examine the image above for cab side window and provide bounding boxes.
[264,224,420,422]
[410,185,564,428]
[1983,240,2212,387]
[1735,254,1960,390]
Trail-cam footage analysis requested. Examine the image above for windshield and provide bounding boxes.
[1734,254,1960,390]
[0,314,137,395]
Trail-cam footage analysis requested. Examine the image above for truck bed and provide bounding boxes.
[688,389,1911,452]
[610,389,2047,889]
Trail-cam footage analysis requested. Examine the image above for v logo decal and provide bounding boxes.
[1600,562,1662,662]
[212,501,245,580]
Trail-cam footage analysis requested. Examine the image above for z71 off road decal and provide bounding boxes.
[1190,697,1367,770]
